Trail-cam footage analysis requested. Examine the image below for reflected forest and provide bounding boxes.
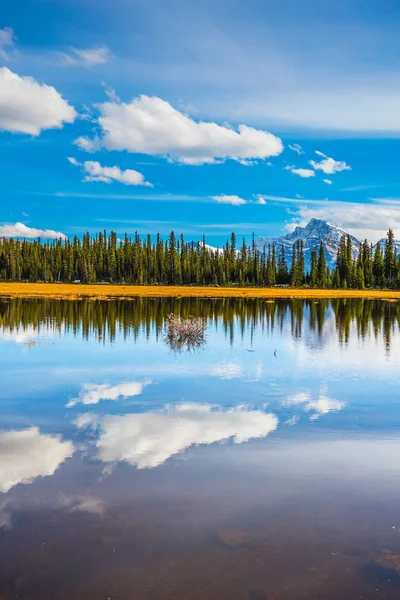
[1,297,399,351]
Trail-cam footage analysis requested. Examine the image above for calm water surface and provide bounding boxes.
[1,297,400,599]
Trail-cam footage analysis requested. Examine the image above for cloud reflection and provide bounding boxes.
[67,380,151,407]
[286,388,344,420]
[212,360,244,379]
[0,427,74,493]
[76,404,278,469]
[0,325,58,344]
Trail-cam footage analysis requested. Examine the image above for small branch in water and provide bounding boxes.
[164,314,207,352]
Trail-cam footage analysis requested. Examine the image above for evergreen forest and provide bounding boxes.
[0,229,399,289]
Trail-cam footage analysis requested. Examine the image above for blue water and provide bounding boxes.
[1,298,400,599]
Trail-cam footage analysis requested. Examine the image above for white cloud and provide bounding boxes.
[58,495,106,515]
[59,46,111,67]
[67,158,152,187]
[212,360,244,379]
[211,194,268,206]
[0,68,76,135]
[285,166,315,178]
[211,195,247,206]
[0,493,105,531]
[0,324,59,344]
[309,152,351,175]
[0,222,66,239]
[67,380,151,408]
[288,143,304,155]
[284,415,300,426]
[0,27,16,59]
[286,198,400,242]
[286,389,344,420]
[0,427,74,493]
[323,179,332,185]
[74,95,283,165]
[229,88,400,132]
[75,403,278,469]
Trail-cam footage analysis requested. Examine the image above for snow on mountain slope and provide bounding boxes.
[373,238,400,256]
[201,220,400,270]
[256,218,360,268]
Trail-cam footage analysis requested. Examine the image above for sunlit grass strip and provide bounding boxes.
[1,283,400,300]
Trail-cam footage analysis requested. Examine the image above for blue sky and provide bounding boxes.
[1,0,400,244]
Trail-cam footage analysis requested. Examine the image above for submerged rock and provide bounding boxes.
[370,553,400,575]
[213,529,253,549]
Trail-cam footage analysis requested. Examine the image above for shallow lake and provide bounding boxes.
[1,297,400,599]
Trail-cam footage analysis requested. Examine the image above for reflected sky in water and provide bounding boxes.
[1,298,400,599]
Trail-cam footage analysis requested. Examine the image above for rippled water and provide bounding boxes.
[1,297,400,599]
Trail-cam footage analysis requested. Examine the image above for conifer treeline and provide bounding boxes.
[0,229,399,288]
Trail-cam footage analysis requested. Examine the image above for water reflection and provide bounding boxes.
[212,359,244,379]
[0,427,74,493]
[285,388,345,420]
[1,297,400,351]
[0,297,400,598]
[76,404,278,469]
[67,380,152,407]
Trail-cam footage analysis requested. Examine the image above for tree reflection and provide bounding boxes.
[0,297,399,352]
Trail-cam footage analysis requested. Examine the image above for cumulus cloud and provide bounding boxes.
[211,194,268,206]
[67,157,152,187]
[59,46,111,67]
[211,195,247,206]
[0,222,66,239]
[74,95,283,165]
[75,403,278,469]
[288,143,304,155]
[323,179,333,185]
[286,198,400,242]
[0,68,76,135]
[0,27,16,59]
[67,380,151,408]
[286,389,344,420]
[212,360,244,379]
[309,151,351,175]
[0,428,74,494]
[286,166,315,178]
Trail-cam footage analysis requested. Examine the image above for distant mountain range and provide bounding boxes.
[256,218,400,268]
[204,218,400,269]
[256,219,359,268]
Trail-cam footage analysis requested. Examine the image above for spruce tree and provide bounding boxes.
[373,242,384,288]
[384,229,397,286]
[310,248,318,287]
[317,242,327,288]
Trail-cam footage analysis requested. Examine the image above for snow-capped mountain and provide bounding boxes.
[201,219,400,269]
[373,238,400,256]
[256,218,360,268]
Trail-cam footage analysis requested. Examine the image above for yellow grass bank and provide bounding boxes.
[1,283,400,300]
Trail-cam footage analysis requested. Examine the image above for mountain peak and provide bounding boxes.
[256,218,360,268]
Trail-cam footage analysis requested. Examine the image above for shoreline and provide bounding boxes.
[0,283,400,300]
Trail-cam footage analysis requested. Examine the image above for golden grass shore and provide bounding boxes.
[1,282,400,300]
